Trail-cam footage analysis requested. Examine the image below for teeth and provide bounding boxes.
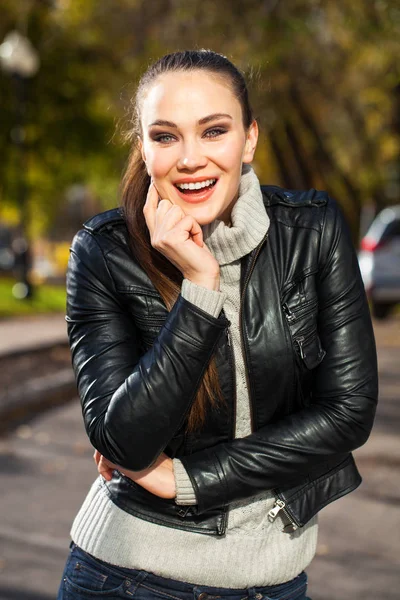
[177,179,216,190]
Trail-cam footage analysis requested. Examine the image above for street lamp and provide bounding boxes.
[0,30,40,299]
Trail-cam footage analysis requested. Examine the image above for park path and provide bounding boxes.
[0,313,67,356]
[0,315,399,599]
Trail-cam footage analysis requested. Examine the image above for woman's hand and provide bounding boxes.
[143,182,220,290]
[93,450,176,499]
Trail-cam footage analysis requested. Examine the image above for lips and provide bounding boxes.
[175,178,217,192]
[173,177,219,203]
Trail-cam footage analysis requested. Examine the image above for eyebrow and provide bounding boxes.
[148,113,233,128]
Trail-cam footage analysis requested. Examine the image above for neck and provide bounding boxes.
[201,165,270,265]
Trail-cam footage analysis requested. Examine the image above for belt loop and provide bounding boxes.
[124,570,149,597]
[247,588,263,600]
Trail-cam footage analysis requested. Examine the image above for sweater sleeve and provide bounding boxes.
[173,279,225,505]
[181,279,226,318]
[173,459,197,505]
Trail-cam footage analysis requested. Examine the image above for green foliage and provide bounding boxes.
[1,0,400,240]
[0,277,66,318]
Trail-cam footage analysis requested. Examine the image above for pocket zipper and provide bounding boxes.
[295,336,305,359]
[282,299,317,324]
[282,303,296,323]
[294,326,325,364]
[294,323,321,360]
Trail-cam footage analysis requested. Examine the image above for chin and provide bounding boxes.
[183,205,224,226]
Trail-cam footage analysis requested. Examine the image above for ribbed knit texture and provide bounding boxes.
[70,166,318,587]
[181,278,226,319]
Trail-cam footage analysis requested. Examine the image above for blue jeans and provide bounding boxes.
[57,542,311,600]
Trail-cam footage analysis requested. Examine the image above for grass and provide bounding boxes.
[0,277,66,318]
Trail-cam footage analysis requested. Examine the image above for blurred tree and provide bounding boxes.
[0,0,399,241]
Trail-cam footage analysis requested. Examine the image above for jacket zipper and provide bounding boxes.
[209,309,233,537]
[268,454,354,532]
[239,231,269,431]
[217,232,267,535]
[225,324,236,439]
[267,497,299,531]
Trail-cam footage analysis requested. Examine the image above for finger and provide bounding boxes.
[154,198,176,229]
[142,182,160,237]
[98,457,114,481]
[156,203,185,232]
[176,215,204,247]
[93,449,101,466]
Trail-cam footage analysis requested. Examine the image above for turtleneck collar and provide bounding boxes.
[201,165,270,266]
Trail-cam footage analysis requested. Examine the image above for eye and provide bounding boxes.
[152,133,176,144]
[203,127,227,139]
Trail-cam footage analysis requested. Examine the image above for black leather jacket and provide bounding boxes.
[66,185,378,537]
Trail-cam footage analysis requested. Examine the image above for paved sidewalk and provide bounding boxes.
[0,316,398,599]
[0,314,67,356]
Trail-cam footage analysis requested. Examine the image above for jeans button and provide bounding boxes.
[198,594,209,600]
[255,595,263,600]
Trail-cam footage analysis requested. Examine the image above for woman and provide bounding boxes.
[57,49,378,600]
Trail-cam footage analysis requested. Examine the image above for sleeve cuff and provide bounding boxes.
[181,279,226,319]
[173,459,197,505]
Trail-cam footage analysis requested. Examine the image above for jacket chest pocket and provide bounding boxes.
[281,278,326,374]
[281,292,326,408]
[293,327,326,370]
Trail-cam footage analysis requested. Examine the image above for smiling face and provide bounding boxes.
[138,70,258,225]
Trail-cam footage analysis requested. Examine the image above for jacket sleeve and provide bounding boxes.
[66,229,229,471]
[180,197,379,515]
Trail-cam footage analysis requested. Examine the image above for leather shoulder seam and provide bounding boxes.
[274,217,321,234]
[262,186,329,208]
[83,207,125,233]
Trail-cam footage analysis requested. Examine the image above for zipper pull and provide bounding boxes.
[295,336,305,360]
[268,499,286,522]
[283,522,298,533]
[226,327,231,347]
[282,303,296,323]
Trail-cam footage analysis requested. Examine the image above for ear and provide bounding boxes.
[242,120,259,164]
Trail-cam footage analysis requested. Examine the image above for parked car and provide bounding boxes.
[358,205,400,319]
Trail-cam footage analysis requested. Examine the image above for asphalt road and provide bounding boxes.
[0,317,399,600]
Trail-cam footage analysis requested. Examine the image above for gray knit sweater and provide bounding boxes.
[70,166,318,587]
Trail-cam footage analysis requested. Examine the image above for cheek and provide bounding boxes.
[211,136,245,168]
[145,147,176,179]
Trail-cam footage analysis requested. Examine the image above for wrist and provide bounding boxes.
[184,274,220,291]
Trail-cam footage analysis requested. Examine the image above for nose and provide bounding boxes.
[177,140,207,171]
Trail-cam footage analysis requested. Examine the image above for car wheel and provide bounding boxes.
[371,301,394,319]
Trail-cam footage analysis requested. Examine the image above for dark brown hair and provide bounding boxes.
[121,50,254,432]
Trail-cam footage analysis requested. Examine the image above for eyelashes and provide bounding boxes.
[152,133,175,143]
[203,127,228,138]
[151,127,228,144]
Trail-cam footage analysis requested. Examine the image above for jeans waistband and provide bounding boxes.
[69,542,307,599]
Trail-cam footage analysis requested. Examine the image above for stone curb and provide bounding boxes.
[0,343,77,433]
